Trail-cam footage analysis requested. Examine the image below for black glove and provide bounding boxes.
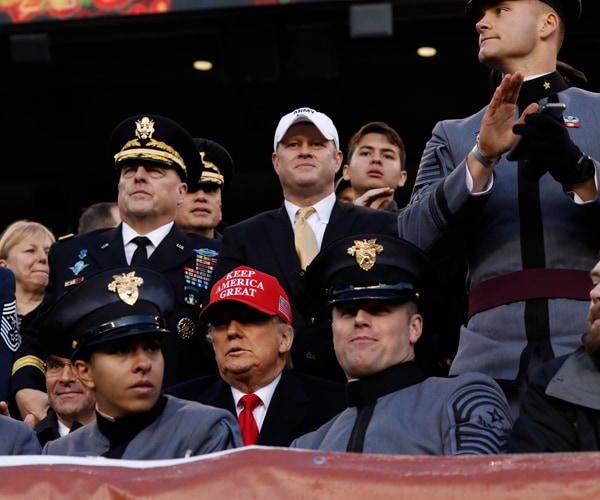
[513,111,594,187]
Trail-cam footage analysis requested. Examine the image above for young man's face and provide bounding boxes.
[331,299,422,380]
[475,0,550,71]
[175,184,222,235]
[343,132,406,197]
[76,335,164,419]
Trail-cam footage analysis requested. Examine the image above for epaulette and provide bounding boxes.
[57,233,75,242]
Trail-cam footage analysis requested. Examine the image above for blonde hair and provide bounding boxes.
[0,220,55,260]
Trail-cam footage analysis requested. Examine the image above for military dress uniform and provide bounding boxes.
[11,114,221,398]
[398,74,600,394]
[292,364,512,455]
[39,266,242,459]
[291,233,513,455]
[396,1,598,410]
[20,223,221,389]
[43,394,240,459]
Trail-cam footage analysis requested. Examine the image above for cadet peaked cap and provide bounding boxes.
[200,266,292,325]
[306,233,432,305]
[190,138,234,191]
[39,267,175,361]
[273,107,339,151]
[465,0,581,26]
[109,114,202,185]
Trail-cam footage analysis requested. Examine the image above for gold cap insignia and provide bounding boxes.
[347,239,384,271]
[135,117,155,140]
[107,271,145,306]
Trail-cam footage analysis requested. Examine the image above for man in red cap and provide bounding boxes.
[165,265,345,447]
[210,107,398,383]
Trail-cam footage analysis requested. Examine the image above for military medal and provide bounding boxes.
[177,317,195,339]
[564,115,580,128]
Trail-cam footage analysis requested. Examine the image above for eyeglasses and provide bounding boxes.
[45,359,74,375]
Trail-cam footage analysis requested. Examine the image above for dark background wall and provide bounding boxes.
[0,0,597,237]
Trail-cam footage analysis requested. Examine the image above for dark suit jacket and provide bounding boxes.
[12,223,221,395]
[210,200,398,380]
[34,408,85,446]
[164,369,346,447]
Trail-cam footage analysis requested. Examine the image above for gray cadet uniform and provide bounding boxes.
[37,266,242,459]
[43,394,239,459]
[398,1,598,401]
[0,417,41,455]
[292,367,511,455]
[291,233,513,455]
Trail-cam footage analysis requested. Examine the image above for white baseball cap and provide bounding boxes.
[273,107,339,151]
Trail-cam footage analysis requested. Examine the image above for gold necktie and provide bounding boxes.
[295,207,319,269]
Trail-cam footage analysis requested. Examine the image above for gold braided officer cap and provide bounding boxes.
[189,138,234,192]
[109,114,202,186]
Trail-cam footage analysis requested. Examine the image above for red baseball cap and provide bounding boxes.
[200,266,292,324]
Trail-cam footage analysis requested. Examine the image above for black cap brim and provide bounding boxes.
[72,314,171,361]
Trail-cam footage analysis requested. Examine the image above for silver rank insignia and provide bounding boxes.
[107,271,144,306]
[347,239,384,271]
[177,317,195,339]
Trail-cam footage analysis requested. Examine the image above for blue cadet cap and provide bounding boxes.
[465,0,582,26]
[39,267,175,361]
[109,114,203,186]
[190,138,234,192]
[306,233,432,306]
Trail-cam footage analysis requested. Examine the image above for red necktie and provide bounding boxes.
[238,393,262,446]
